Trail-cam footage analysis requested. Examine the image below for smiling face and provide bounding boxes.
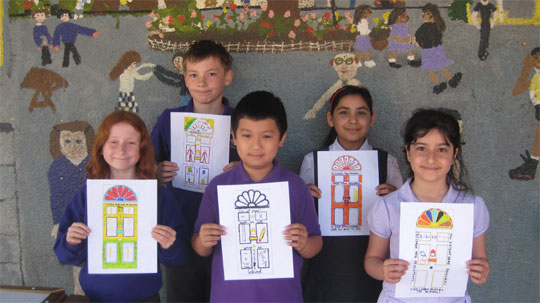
[327,94,375,150]
[406,129,457,186]
[101,122,141,179]
[232,118,286,182]
[332,53,360,82]
[184,56,233,109]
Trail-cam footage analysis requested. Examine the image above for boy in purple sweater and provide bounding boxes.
[32,9,53,66]
[192,91,323,302]
[52,9,98,67]
[151,40,239,302]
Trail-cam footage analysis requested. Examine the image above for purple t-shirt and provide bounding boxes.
[194,160,321,302]
[367,179,490,303]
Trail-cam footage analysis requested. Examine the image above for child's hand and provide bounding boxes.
[152,225,176,249]
[54,46,60,51]
[92,32,99,37]
[283,223,308,252]
[376,184,397,196]
[382,259,409,284]
[156,161,178,183]
[198,223,226,249]
[66,222,90,245]
[467,258,490,284]
[223,161,240,172]
[37,47,41,51]
[307,184,322,199]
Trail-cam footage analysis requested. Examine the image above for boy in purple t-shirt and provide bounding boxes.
[192,91,322,302]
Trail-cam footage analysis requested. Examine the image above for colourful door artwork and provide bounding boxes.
[102,185,138,269]
[184,117,214,186]
[330,155,362,228]
[411,208,453,292]
[235,189,271,275]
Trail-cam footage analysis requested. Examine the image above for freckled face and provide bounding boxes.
[406,129,457,185]
[102,122,141,179]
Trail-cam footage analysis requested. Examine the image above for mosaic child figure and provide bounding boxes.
[472,0,498,61]
[387,7,421,68]
[52,9,98,67]
[32,9,53,66]
[509,47,540,180]
[154,52,191,106]
[48,121,95,295]
[303,52,361,120]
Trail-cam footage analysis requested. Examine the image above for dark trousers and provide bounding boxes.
[41,46,52,66]
[165,246,212,302]
[478,25,491,57]
[63,42,81,67]
[302,236,382,302]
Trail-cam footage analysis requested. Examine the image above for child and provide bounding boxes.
[32,9,53,66]
[299,85,403,302]
[151,39,238,302]
[387,7,420,69]
[54,111,186,302]
[364,108,490,302]
[353,5,376,68]
[109,51,155,113]
[471,0,498,61]
[192,91,322,302]
[52,9,98,68]
[414,3,462,94]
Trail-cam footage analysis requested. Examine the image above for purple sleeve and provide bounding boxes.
[292,180,321,236]
[53,185,87,266]
[157,187,186,267]
[151,111,171,163]
[473,196,490,237]
[194,184,219,233]
[73,23,97,36]
[367,197,391,238]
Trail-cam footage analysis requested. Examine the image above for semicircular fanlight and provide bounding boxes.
[416,208,452,228]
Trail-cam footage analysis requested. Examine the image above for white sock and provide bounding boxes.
[407,55,415,61]
[389,58,397,63]
[532,155,540,161]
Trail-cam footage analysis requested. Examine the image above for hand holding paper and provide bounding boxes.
[198,223,226,247]
[467,258,490,284]
[155,161,179,183]
[306,184,322,199]
[383,259,409,284]
[152,225,176,249]
[66,222,90,245]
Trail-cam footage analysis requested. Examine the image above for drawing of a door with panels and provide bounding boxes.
[330,155,362,229]
[413,208,453,290]
[184,117,214,186]
[103,185,138,269]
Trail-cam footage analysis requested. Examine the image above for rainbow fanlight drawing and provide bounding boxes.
[416,208,453,228]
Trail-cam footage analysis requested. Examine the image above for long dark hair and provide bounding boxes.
[323,85,374,147]
[402,108,469,192]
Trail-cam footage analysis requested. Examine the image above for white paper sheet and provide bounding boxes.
[217,182,293,280]
[87,179,157,274]
[396,202,474,298]
[317,150,378,236]
[171,113,230,193]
